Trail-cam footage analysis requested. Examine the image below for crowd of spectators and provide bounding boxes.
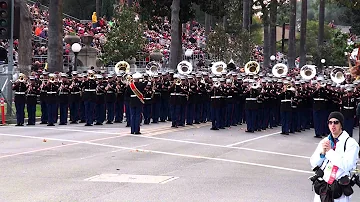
[0,1,357,72]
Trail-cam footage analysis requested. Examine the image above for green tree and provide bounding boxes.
[302,20,347,66]
[101,6,146,65]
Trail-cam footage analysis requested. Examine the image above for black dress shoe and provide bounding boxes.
[59,123,67,125]
[40,122,48,124]
[85,124,93,126]
[80,120,86,123]
[106,121,113,124]
[210,127,219,130]
[232,124,237,126]
[186,123,193,125]
[245,130,254,133]
[135,132,141,135]
[70,121,78,124]
[47,124,55,126]
[194,122,200,124]
[171,125,178,128]
[15,124,23,126]
[95,123,103,125]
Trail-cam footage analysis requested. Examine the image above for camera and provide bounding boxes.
[309,166,324,182]
[350,174,360,187]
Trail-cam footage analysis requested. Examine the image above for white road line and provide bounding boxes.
[131,133,309,159]
[80,144,150,160]
[0,133,312,174]
[0,124,210,159]
[225,131,281,147]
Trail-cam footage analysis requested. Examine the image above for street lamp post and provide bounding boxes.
[321,58,326,74]
[270,55,276,68]
[71,43,81,71]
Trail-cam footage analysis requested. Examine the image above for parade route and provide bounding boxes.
[1,122,360,202]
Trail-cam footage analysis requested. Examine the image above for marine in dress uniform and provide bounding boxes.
[39,72,49,124]
[279,83,295,135]
[210,78,223,130]
[114,74,126,123]
[58,73,70,125]
[44,74,59,126]
[186,75,197,125]
[160,73,170,122]
[169,76,184,128]
[26,76,39,125]
[341,88,356,137]
[244,81,260,133]
[82,71,97,126]
[69,72,82,124]
[312,81,329,138]
[143,82,153,124]
[95,75,106,125]
[12,74,27,126]
[128,72,145,134]
[105,74,117,124]
[152,75,162,123]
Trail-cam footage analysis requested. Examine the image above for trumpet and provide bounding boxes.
[174,78,181,86]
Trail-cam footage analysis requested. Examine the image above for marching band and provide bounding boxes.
[10,60,360,138]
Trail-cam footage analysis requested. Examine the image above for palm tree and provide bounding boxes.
[318,0,325,69]
[96,0,101,19]
[17,0,33,75]
[299,0,307,68]
[48,0,64,72]
[169,0,181,70]
[243,0,250,31]
[269,0,277,57]
[262,3,270,69]
[287,0,296,68]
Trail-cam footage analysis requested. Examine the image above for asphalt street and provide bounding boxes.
[1,121,360,202]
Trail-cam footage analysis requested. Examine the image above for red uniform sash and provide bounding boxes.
[129,81,144,104]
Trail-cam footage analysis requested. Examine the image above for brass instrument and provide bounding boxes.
[115,61,130,74]
[272,63,288,78]
[211,61,227,75]
[244,61,260,75]
[174,78,181,86]
[177,60,193,75]
[146,61,161,76]
[300,65,316,80]
[121,74,133,84]
[330,67,347,84]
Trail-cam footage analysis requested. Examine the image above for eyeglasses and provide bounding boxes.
[328,120,340,125]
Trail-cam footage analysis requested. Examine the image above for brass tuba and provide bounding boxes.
[115,61,130,75]
[300,65,316,80]
[272,63,288,78]
[174,78,181,85]
[177,60,193,75]
[244,61,260,75]
[211,61,227,75]
[146,61,161,76]
[330,67,346,84]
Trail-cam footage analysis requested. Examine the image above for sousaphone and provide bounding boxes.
[211,61,227,75]
[115,61,130,75]
[272,63,288,78]
[300,65,316,80]
[177,60,193,75]
[146,61,161,76]
[244,61,260,75]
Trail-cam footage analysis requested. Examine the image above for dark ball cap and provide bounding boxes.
[328,111,344,127]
